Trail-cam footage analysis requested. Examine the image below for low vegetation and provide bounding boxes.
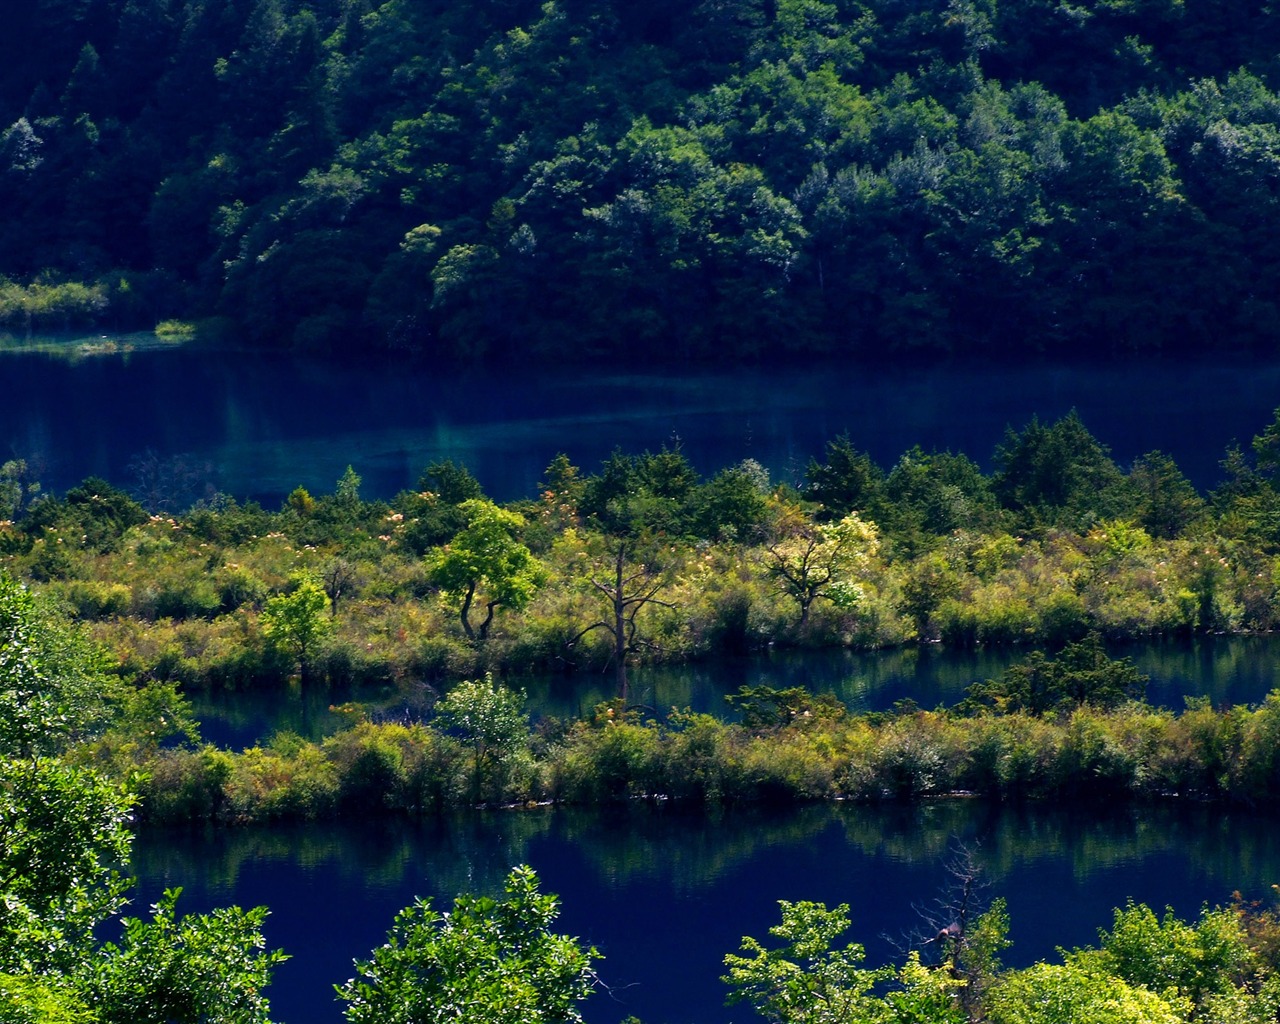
[1,409,1279,697]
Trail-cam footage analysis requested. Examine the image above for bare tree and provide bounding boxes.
[322,558,358,617]
[567,538,675,704]
[128,449,215,514]
[904,842,1009,1021]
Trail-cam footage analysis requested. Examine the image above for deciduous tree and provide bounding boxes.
[261,571,332,681]
[337,866,599,1024]
[761,507,879,629]
[427,500,545,643]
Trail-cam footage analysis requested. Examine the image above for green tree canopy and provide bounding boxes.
[0,571,117,758]
[260,571,332,681]
[427,499,545,642]
[962,632,1148,716]
[337,865,600,1024]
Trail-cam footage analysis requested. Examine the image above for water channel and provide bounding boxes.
[191,634,1280,749]
[130,801,1280,1024]
[6,338,1280,504]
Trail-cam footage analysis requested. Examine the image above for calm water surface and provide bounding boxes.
[192,634,1280,749]
[129,802,1280,1024]
[6,345,1280,503]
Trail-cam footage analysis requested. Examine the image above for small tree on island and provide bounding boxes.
[261,571,332,682]
[761,506,879,630]
[427,499,545,643]
[435,676,529,803]
[565,530,677,705]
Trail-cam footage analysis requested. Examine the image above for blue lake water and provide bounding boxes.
[129,801,1280,1024]
[6,343,1280,505]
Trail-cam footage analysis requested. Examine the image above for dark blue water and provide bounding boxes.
[192,634,1280,750]
[5,345,1280,505]
[127,801,1280,1024]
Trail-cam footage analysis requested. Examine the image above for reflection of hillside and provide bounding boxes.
[832,801,1280,893]
[130,811,556,897]
[131,801,1280,923]
[550,804,840,891]
[1129,635,1280,708]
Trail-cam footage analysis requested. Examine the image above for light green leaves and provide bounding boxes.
[260,571,332,679]
[724,900,892,1024]
[0,759,134,975]
[0,571,117,758]
[338,866,599,1024]
[427,500,545,642]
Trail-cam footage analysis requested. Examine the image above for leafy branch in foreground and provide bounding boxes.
[337,865,600,1024]
[0,570,119,757]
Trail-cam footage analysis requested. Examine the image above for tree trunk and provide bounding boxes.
[459,580,477,641]
[613,543,628,703]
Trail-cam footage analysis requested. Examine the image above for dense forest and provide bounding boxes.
[2,0,1280,362]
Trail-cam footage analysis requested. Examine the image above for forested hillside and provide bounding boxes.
[2,0,1279,362]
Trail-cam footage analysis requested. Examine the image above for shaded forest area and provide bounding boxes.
[2,0,1280,362]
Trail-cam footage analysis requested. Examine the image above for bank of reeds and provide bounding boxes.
[91,689,1280,826]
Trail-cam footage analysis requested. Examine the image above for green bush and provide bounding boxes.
[139,747,233,822]
[1236,692,1280,803]
[61,580,131,620]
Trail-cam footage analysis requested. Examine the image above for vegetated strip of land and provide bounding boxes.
[1,409,1275,695]
[3,410,1280,823]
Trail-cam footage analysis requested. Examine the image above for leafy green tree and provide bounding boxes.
[993,413,1134,531]
[805,435,885,521]
[986,959,1187,1024]
[435,676,529,803]
[692,462,771,542]
[427,499,545,642]
[723,898,966,1024]
[880,447,1001,552]
[1128,450,1204,539]
[82,889,287,1024]
[761,507,879,629]
[334,465,362,510]
[260,571,332,682]
[0,569,284,1021]
[0,571,117,758]
[0,973,95,1024]
[1097,902,1254,1006]
[578,446,701,539]
[25,478,147,555]
[0,763,285,1023]
[0,459,41,522]
[400,461,486,553]
[724,899,893,1024]
[0,758,133,975]
[725,684,846,731]
[962,632,1147,716]
[337,866,600,1024]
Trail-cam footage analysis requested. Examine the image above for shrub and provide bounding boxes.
[138,747,233,822]
[61,580,131,620]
